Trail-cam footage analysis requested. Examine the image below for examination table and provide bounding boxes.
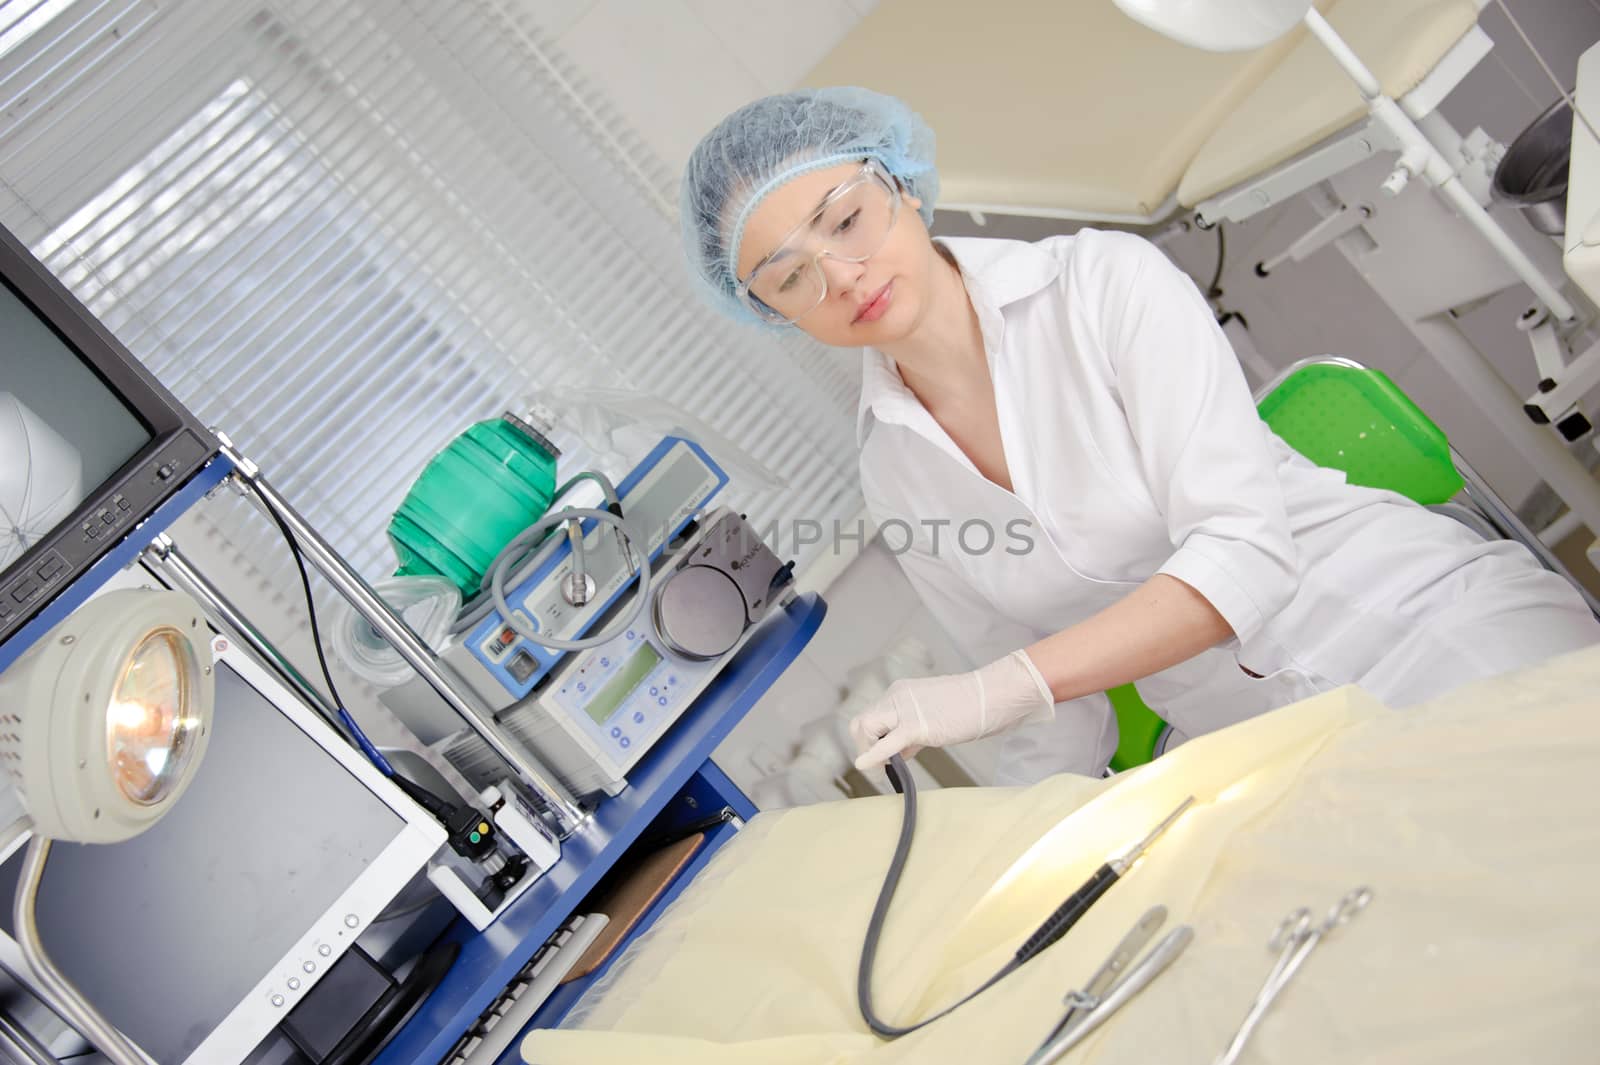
[522,644,1600,1063]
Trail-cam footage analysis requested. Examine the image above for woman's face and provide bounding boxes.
[734,161,939,348]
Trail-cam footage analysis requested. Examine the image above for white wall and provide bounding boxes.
[505,0,879,171]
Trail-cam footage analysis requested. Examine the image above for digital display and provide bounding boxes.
[586,642,662,725]
[0,279,152,571]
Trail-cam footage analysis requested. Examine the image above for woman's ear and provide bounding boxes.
[903,191,923,212]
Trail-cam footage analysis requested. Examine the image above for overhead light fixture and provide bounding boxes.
[0,587,215,1064]
[1113,0,1309,52]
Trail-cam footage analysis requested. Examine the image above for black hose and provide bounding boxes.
[1207,224,1226,300]
[856,754,1021,1039]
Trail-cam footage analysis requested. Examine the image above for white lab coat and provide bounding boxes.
[857,231,1599,782]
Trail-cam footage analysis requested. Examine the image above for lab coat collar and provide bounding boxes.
[856,236,1062,444]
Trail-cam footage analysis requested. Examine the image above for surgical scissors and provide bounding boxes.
[1212,886,1373,1065]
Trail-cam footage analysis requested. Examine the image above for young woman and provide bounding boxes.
[679,87,1600,781]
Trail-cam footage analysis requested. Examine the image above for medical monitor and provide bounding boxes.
[0,573,444,1064]
[0,220,216,647]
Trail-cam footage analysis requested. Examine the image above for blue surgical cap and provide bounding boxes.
[679,87,939,326]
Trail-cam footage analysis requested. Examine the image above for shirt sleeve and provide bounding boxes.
[1087,231,1298,644]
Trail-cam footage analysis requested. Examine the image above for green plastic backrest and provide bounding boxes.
[1107,683,1167,774]
[1110,362,1466,772]
[1256,363,1464,505]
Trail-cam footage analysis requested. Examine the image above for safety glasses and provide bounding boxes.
[737,159,901,325]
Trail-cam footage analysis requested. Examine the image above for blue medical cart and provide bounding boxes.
[371,591,827,1065]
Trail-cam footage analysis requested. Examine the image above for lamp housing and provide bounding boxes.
[0,588,214,843]
[1113,0,1311,51]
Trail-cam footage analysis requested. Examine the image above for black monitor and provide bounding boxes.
[0,221,216,645]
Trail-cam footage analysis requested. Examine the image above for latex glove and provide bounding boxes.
[849,649,1055,772]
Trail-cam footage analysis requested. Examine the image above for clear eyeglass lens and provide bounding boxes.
[747,175,896,322]
[106,628,202,806]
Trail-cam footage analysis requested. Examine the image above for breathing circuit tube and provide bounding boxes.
[486,506,651,652]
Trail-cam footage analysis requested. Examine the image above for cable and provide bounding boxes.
[250,484,502,852]
[449,470,625,636]
[553,470,620,510]
[856,755,1020,1038]
[488,507,651,653]
[857,757,1193,1040]
[254,489,398,778]
[1206,224,1226,301]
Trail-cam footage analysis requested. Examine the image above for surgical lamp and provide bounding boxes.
[0,587,215,1065]
[1113,0,1580,327]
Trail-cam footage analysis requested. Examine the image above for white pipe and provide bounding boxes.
[1410,315,1600,541]
[1303,9,1382,97]
[1301,9,1580,324]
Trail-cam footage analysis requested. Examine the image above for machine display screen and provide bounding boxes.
[0,279,152,570]
[0,660,408,1064]
[586,642,662,724]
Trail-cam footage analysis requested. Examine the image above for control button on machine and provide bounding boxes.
[345,914,359,929]
[633,712,645,724]
[610,727,622,738]
[657,697,667,706]
[619,737,631,749]
[507,650,539,684]
[303,961,316,974]
[318,944,333,957]
[287,978,301,991]
[271,994,285,1008]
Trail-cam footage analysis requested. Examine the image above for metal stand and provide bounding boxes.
[213,434,586,837]
[12,838,149,1065]
[1300,8,1576,323]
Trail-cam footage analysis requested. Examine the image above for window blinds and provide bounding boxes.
[0,0,864,587]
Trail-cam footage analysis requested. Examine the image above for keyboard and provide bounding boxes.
[443,911,610,1065]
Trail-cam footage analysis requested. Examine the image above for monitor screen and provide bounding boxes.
[0,277,152,570]
[0,658,410,1064]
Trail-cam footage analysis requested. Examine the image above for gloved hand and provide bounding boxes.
[848,649,1055,772]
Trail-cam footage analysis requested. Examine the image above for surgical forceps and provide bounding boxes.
[1025,906,1193,1065]
[1212,886,1374,1065]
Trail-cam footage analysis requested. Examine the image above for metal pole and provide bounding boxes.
[143,534,344,724]
[13,839,151,1065]
[214,437,586,835]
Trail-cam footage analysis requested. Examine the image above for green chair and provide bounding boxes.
[1106,356,1599,772]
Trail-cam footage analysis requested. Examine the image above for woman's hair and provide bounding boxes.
[679,87,938,325]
